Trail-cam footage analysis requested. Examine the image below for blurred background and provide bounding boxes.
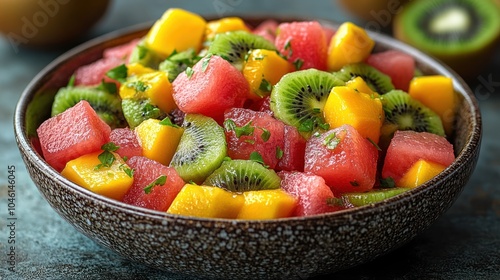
[0,0,499,279]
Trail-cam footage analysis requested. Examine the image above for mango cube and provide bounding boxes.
[398,159,447,188]
[61,151,133,201]
[135,119,184,166]
[237,189,297,220]
[205,17,250,40]
[345,76,379,97]
[126,62,156,77]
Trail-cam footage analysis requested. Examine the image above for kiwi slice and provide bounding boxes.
[203,159,281,192]
[51,86,125,128]
[207,30,277,70]
[332,63,395,94]
[393,0,500,79]
[121,98,166,129]
[170,114,227,184]
[129,39,165,69]
[340,188,411,207]
[270,69,344,138]
[382,90,445,136]
[159,48,201,82]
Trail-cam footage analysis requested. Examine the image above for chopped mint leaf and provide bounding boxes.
[276,146,284,160]
[144,175,167,194]
[97,80,117,95]
[260,128,271,142]
[201,54,213,72]
[136,45,148,60]
[120,164,134,178]
[67,75,76,87]
[142,103,160,119]
[317,119,330,131]
[284,39,293,58]
[323,133,340,150]
[249,151,267,167]
[106,64,128,83]
[101,142,120,152]
[259,78,272,92]
[159,117,180,128]
[185,67,194,79]
[122,156,129,162]
[380,177,396,189]
[367,138,382,152]
[95,151,115,170]
[235,121,255,138]
[298,119,314,133]
[293,58,304,70]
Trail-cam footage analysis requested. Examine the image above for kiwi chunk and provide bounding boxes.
[170,114,227,184]
[207,30,277,70]
[332,63,395,94]
[159,49,201,82]
[340,188,411,207]
[129,39,165,69]
[203,160,281,192]
[382,90,445,136]
[51,86,125,128]
[270,69,344,138]
[121,98,166,129]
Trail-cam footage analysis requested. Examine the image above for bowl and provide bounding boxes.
[14,18,482,279]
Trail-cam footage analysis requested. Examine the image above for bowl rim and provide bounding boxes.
[14,19,482,225]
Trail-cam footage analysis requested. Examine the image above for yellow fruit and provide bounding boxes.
[167,184,244,218]
[345,76,379,97]
[398,159,447,188]
[242,49,294,100]
[126,63,156,77]
[408,75,457,136]
[145,8,206,57]
[61,151,133,201]
[327,22,375,71]
[119,71,177,113]
[237,189,297,220]
[323,86,384,143]
[135,119,184,166]
[205,17,250,40]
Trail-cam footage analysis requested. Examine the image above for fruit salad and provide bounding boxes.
[35,8,458,220]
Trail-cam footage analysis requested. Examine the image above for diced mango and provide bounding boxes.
[398,159,447,188]
[205,17,250,40]
[167,184,244,218]
[323,86,384,143]
[126,62,156,77]
[327,22,375,71]
[119,71,177,113]
[145,8,206,57]
[242,49,294,100]
[345,76,379,97]
[408,75,457,136]
[237,189,297,220]
[61,151,133,201]
[135,119,184,165]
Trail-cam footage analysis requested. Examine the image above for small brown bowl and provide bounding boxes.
[14,19,481,279]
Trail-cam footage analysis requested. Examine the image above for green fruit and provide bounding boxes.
[159,48,201,82]
[121,98,166,129]
[332,63,395,94]
[51,85,125,128]
[203,159,281,192]
[170,114,227,184]
[270,69,343,138]
[207,30,276,70]
[340,187,411,207]
[129,39,165,69]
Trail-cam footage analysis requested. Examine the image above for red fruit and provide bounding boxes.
[122,156,185,211]
[109,128,142,160]
[244,96,272,114]
[366,50,415,92]
[382,130,455,182]
[279,171,341,216]
[172,55,249,124]
[304,124,378,194]
[276,125,306,172]
[74,56,124,87]
[103,38,140,61]
[224,108,285,169]
[37,100,111,172]
[323,26,336,44]
[253,19,279,43]
[275,21,328,70]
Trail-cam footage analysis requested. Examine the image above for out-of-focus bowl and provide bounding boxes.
[14,18,481,279]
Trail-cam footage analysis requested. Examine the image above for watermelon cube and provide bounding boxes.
[276,125,306,172]
[74,56,124,87]
[252,19,279,43]
[172,55,249,124]
[122,156,185,211]
[103,38,140,61]
[366,50,415,92]
[382,130,455,183]
[304,124,379,194]
[37,100,111,172]
[109,128,142,160]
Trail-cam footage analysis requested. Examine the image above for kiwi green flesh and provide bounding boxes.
[159,48,201,82]
[332,63,395,94]
[398,0,500,55]
[51,86,125,128]
[207,30,277,70]
[270,69,344,138]
[121,98,166,129]
[170,114,227,184]
[382,90,445,136]
[203,160,281,192]
[341,188,411,207]
[129,39,165,69]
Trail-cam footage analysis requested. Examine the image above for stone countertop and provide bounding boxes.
[0,0,499,279]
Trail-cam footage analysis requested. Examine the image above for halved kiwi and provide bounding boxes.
[340,188,411,207]
[170,114,227,184]
[393,0,500,79]
[51,86,125,128]
[121,98,166,129]
[332,63,395,94]
[207,30,276,70]
[203,159,281,192]
[270,69,344,138]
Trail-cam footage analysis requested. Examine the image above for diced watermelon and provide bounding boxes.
[275,21,328,70]
[122,156,185,211]
[382,130,455,182]
[74,56,124,87]
[253,19,279,43]
[366,50,415,92]
[244,96,272,114]
[224,108,285,169]
[103,38,140,61]
[276,125,306,172]
[172,55,249,124]
[304,124,378,194]
[37,100,111,172]
[322,26,336,44]
[109,128,142,160]
[279,171,341,216]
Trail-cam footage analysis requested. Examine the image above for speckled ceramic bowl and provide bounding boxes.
[14,19,481,279]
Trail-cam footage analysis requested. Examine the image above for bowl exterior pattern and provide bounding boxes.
[15,21,481,279]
